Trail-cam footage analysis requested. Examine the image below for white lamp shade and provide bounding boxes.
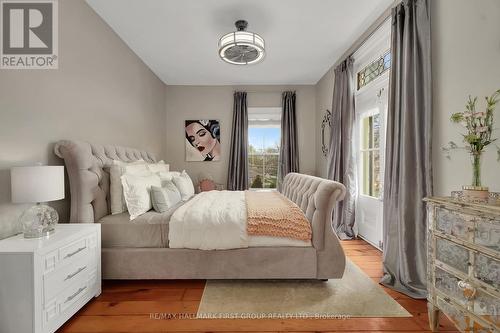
[11,166,65,203]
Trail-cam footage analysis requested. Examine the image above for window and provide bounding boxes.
[357,50,391,90]
[360,114,382,197]
[248,107,281,189]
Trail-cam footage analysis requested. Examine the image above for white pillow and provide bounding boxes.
[151,181,182,213]
[109,160,149,215]
[157,171,181,184]
[121,172,161,220]
[147,160,170,173]
[172,170,195,201]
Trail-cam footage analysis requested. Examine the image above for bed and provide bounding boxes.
[54,140,347,280]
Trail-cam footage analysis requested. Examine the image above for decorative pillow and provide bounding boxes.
[121,172,161,220]
[151,181,182,213]
[172,170,195,201]
[199,178,217,192]
[147,160,170,173]
[157,171,181,184]
[109,160,149,215]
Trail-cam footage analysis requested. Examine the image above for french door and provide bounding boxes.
[355,78,388,249]
[353,19,390,250]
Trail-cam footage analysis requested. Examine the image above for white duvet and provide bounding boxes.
[168,191,311,250]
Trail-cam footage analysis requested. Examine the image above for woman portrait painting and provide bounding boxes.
[185,119,221,161]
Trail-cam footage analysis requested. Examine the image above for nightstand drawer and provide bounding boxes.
[59,238,88,264]
[59,278,89,314]
[44,255,89,303]
[43,276,90,329]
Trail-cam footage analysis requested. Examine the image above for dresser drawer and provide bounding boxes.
[435,207,474,242]
[434,267,467,306]
[436,296,471,331]
[435,237,470,273]
[44,255,89,303]
[473,288,500,328]
[474,253,500,289]
[474,220,500,252]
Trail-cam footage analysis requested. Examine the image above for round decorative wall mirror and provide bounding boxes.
[321,109,332,157]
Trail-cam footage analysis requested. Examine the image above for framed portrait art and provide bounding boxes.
[185,119,221,161]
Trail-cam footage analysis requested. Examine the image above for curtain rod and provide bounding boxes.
[245,91,283,94]
[235,91,295,94]
[331,0,400,69]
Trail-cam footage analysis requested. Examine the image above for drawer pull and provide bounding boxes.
[64,246,86,259]
[457,280,476,300]
[64,266,86,281]
[64,286,86,304]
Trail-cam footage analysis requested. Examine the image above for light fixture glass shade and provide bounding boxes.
[11,165,64,238]
[218,30,265,65]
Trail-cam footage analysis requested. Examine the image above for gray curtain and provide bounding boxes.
[278,91,299,189]
[380,0,432,299]
[227,92,249,190]
[327,57,356,240]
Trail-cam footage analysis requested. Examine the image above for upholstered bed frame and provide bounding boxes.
[55,140,347,280]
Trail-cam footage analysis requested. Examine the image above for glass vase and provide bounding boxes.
[471,152,482,187]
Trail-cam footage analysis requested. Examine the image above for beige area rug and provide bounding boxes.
[197,260,411,319]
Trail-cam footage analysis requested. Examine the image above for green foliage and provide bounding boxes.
[251,175,263,188]
[446,89,500,155]
[450,112,463,123]
[267,177,277,189]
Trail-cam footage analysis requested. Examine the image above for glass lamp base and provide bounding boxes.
[20,204,59,239]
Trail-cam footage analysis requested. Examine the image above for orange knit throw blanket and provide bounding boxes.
[245,190,312,241]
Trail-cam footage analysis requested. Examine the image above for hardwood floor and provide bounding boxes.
[58,240,459,333]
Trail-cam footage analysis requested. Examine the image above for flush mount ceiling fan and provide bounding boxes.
[218,20,265,65]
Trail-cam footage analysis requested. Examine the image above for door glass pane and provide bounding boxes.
[361,114,380,149]
[361,150,381,197]
[361,114,381,197]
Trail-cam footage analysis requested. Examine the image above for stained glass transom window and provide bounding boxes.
[357,50,391,90]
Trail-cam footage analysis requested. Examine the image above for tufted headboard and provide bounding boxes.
[280,173,346,250]
[54,140,156,223]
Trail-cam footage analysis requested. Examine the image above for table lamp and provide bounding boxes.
[11,165,65,238]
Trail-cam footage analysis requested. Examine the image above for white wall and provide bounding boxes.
[432,0,500,195]
[165,85,316,186]
[0,0,166,239]
[314,0,500,195]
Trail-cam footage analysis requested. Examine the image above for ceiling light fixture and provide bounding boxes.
[218,20,265,65]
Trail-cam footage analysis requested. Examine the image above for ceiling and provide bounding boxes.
[86,0,392,85]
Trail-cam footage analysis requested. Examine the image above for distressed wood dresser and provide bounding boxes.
[425,197,499,332]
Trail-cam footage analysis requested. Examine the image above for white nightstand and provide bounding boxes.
[0,224,101,333]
